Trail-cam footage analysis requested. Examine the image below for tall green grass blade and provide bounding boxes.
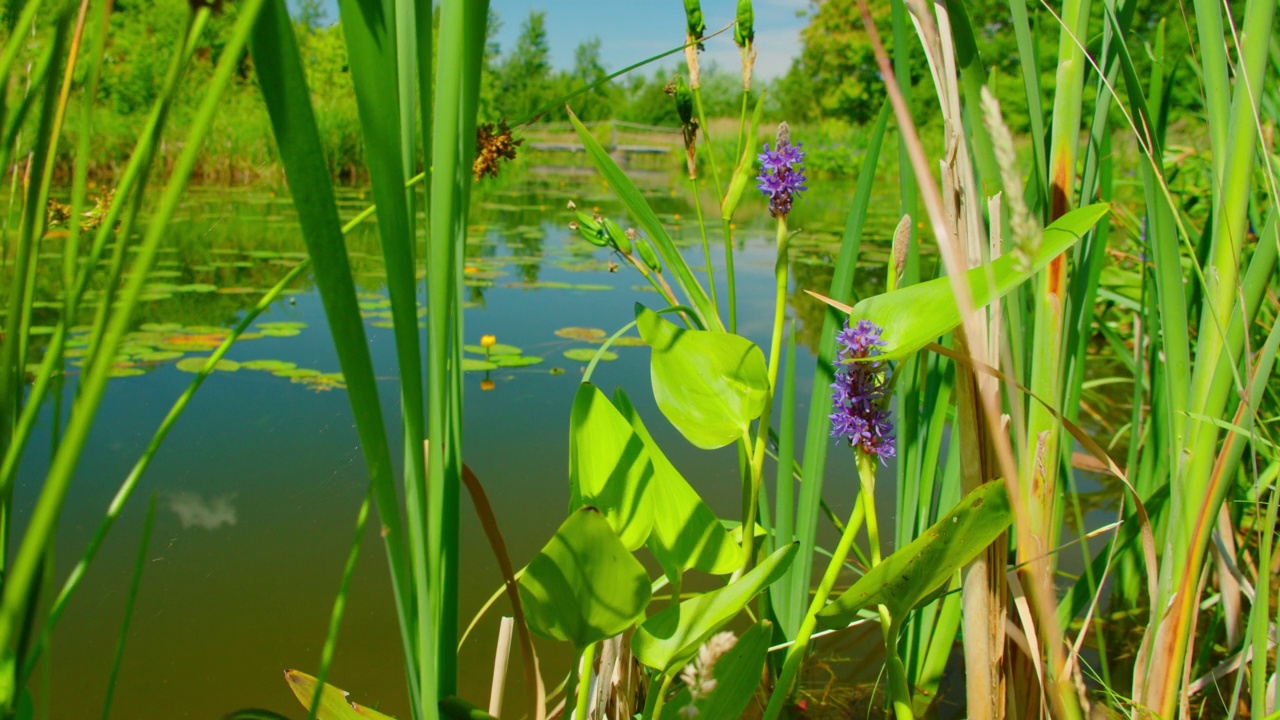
[247,1,420,713]
[99,494,156,720]
[769,327,797,634]
[568,110,717,330]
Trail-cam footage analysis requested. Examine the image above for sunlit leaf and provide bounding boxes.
[612,388,740,578]
[240,359,297,371]
[570,383,654,550]
[817,204,1110,361]
[633,543,796,672]
[491,354,542,367]
[817,481,1013,627]
[283,670,396,720]
[463,343,521,356]
[635,305,767,449]
[518,507,651,648]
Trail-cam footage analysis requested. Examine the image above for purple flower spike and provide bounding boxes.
[756,124,806,218]
[829,319,896,462]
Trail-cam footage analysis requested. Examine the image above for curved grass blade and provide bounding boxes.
[568,110,717,329]
[807,203,1110,361]
[100,494,157,720]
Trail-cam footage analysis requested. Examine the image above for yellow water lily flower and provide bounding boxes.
[480,335,496,348]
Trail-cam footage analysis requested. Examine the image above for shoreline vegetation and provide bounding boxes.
[0,0,1276,717]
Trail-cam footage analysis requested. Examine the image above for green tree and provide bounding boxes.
[496,10,554,122]
[565,38,616,121]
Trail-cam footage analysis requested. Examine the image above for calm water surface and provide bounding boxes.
[19,171,1107,718]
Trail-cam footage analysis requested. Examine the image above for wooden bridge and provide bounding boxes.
[522,120,682,160]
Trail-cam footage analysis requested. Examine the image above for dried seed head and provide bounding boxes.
[775,121,791,149]
[980,87,1037,271]
[568,221,579,231]
[625,227,637,240]
[473,119,523,181]
[567,199,576,210]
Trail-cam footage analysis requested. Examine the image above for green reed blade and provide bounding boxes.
[248,0,421,714]
[783,101,890,641]
[99,494,156,720]
[0,0,46,85]
[305,488,373,720]
[567,109,718,330]
[1005,0,1047,211]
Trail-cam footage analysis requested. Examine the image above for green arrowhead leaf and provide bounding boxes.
[817,481,1012,628]
[635,305,767,450]
[834,203,1110,360]
[569,383,654,550]
[612,388,741,578]
[518,507,652,648]
[633,543,796,672]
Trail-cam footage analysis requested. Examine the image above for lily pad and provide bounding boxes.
[491,354,543,367]
[462,358,498,372]
[273,368,321,378]
[241,359,297,372]
[133,351,184,362]
[370,321,396,329]
[175,357,241,373]
[177,283,218,293]
[564,348,616,363]
[464,343,522,356]
[140,322,182,332]
[257,321,307,330]
[109,367,147,378]
[555,327,607,342]
[259,328,302,338]
[609,336,648,347]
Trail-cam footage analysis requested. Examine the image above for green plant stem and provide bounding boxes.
[574,642,596,720]
[564,646,585,720]
[691,86,722,199]
[761,488,868,720]
[742,215,790,574]
[721,217,737,334]
[646,673,674,720]
[689,176,716,314]
[858,452,912,720]
[99,494,155,720]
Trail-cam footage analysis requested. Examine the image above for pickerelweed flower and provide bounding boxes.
[757,123,807,218]
[829,319,895,462]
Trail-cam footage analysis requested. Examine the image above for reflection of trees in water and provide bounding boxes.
[788,253,888,356]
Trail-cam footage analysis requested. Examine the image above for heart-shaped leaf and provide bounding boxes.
[633,543,796,672]
[519,507,652,648]
[612,388,741,578]
[815,204,1110,361]
[635,305,767,449]
[817,481,1012,628]
[569,384,654,550]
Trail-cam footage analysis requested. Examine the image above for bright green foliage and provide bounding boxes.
[632,542,796,673]
[635,305,767,449]
[612,388,742,578]
[568,383,655,551]
[837,204,1109,361]
[284,670,397,720]
[818,482,1012,628]
[517,507,652,648]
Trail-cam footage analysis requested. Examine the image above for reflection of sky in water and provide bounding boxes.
[167,491,237,530]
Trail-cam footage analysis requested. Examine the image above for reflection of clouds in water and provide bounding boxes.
[167,492,237,530]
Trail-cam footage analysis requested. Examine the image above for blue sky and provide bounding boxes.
[303,1,809,82]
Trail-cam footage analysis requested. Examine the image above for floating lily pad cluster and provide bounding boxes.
[356,293,428,329]
[554,326,646,364]
[460,340,544,372]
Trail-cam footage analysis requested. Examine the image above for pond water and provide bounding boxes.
[19,169,1108,718]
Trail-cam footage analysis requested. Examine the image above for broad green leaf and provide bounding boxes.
[518,507,652,648]
[612,388,741,577]
[633,543,796,672]
[817,481,1012,628]
[284,669,396,720]
[569,383,653,550]
[490,354,543,368]
[829,204,1109,361]
[635,305,767,450]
